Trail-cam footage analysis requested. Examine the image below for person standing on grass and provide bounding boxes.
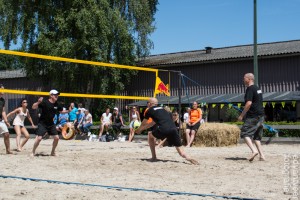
[135,97,199,165]
[7,98,36,152]
[0,84,12,154]
[238,73,266,162]
[31,89,68,157]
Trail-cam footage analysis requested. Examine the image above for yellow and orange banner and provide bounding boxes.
[155,77,170,96]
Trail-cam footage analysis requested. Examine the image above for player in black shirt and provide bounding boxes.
[135,98,199,165]
[31,89,68,156]
[238,73,266,162]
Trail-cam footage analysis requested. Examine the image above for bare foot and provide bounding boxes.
[6,151,13,154]
[249,152,258,162]
[186,158,199,165]
[51,153,58,157]
[259,157,266,161]
[148,158,158,162]
[17,149,22,152]
[30,153,36,157]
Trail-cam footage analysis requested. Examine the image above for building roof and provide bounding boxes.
[0,69,26,79]
[139,40,300,67]
[129,91,300,107]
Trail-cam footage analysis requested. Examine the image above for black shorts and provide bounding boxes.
[241,116,264,141]
[186,121,201,132]
[152,127,182,147]
[35,123,58,137]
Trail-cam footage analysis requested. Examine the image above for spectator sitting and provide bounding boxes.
[79,109,93,136]
[112,107,125,138]
[68,102,78,123]
[128,106,141,142]
[98,108,112,140]
[186,102,202,147]
[183,107,191,124]
[56,108,69,132]
[75,108,85,131]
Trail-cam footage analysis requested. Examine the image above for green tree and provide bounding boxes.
[0,0,158,114]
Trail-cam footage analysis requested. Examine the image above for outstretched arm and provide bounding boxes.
[135,119,155,134]
[6,108,20,119]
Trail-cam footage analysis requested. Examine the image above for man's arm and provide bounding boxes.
[2,107,10,127]
[238,101,252,121]
[135,119,155,134]
[32,97,43,109]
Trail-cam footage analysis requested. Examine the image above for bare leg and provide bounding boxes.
[253,140,266,161]
[148,133,157,161]
[187,130,195,147]
[175,146,199,165]
[185,129,191,147]
[128,128,134,142]
[98,124,104,139]
[20,127,30,150]
[3,132,12,154]
[51,135,59,156]
[244,137,258,161]
[14,125,22,151]
[31,135,43,156]
[157,138,167,148]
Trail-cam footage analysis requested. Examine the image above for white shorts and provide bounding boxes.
[0,121,9,134]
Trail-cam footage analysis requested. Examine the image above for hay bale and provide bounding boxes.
[183,123,240,147]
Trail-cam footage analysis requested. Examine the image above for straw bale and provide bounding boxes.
[182,123,240,147]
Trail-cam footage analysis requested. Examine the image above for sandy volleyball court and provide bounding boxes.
[0,138,299,200]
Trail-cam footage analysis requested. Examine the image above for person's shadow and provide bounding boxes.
[225,157,247,161]
[140,158,180,163]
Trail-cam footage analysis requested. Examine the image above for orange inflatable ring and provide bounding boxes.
[61,122,75,140]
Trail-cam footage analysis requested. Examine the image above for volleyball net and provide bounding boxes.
[0,49,167,119]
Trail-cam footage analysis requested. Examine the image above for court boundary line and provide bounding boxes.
[0,175,263,200]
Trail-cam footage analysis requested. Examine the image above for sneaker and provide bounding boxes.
[87,132,91,136]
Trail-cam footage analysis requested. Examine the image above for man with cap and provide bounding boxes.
[0,84,12,154]
[135,97,199,165]
[31,89,68,156]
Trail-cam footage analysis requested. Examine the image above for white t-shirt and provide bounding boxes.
[102,112,112,123]
[183,112,189,123]
[84,113,93,124]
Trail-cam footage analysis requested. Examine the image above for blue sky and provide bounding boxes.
[150,0,300,55]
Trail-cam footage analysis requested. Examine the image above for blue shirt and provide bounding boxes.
[69,107,78,122]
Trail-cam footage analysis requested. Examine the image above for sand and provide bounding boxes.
[0,137,299,200]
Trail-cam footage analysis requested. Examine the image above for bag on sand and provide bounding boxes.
[105,134,114,142]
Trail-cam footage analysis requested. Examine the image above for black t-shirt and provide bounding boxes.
[244,85,264,118]
[38,99,63,126]
[112,112,122,124]
[0,97,5,120]
[144,106,176,132]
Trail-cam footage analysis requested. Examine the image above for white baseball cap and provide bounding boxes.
[49,89,60,95]
[114,107,118,111]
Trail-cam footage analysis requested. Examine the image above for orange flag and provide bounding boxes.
[155,77,170,96]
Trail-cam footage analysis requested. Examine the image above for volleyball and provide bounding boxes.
[133,120,141,130]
